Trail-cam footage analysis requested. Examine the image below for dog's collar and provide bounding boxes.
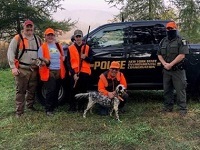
[113,92,124,101]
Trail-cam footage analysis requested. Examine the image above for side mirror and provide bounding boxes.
[87,38,93,47]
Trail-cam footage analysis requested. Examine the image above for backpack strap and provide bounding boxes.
[15,33,25,60]
[18,33,26,60]
[33,34,40,50]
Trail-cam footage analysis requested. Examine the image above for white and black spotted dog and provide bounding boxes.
[75,84,126,121]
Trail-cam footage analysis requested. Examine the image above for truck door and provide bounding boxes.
[124,23,166,89]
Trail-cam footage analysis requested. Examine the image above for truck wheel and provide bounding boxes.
[198,83,200,102]
[36,81,67,106]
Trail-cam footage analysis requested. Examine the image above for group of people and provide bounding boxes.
[7,20,188,118]
[7,20,128,117]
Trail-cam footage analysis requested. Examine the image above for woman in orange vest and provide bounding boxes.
[66,29,93,112]
[98,61,129,115]
[38,28,66,116]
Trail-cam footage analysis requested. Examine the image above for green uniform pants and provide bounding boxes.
[163,69,187,112]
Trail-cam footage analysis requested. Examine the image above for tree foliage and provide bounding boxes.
[106,0,166,20]
[169,0,200,43]
[106,0,200,43]
[0,0,75,41]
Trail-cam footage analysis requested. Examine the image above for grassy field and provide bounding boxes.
[0,69,199,150]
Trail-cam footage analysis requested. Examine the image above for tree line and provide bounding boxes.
[0,0,75,41]
[0,0,199,43]
[105,0,200,43]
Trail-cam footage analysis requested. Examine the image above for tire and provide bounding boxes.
[36,80,67,106]
[197,82,200,102]
[190,77,200,102]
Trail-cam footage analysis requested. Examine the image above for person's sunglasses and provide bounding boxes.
[166,27,174,30]
[111,68,119,71]
[75,35,82,38]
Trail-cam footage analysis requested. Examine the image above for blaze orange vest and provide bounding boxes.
[99,71,122,88]
[39,42,66,81]
[68,44,91,75]
[14,34,41,68]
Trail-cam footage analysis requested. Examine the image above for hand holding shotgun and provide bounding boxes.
[73,26,91,88]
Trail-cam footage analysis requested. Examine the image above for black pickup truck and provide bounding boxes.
[37,20,200,105]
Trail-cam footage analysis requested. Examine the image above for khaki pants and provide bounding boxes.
[15,68,38,114]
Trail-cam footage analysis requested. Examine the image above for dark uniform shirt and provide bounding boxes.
[157,36,189,63]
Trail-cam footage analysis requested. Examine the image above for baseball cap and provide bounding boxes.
[74,29,83,37]
[166,21,177,30]
[44,28,55,35]
[110,61,120,69]
[24,20,33,26]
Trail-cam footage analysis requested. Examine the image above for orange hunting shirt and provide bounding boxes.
[98,70,127,96]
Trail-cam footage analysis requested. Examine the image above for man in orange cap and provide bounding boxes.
[157,21,189,117]
[98,61,128,115]
[7,19,41,117]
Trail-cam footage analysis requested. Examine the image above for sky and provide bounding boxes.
[54,0,122,40]
[58,0,120,14]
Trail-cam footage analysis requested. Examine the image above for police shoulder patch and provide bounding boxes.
[181,39,187,45]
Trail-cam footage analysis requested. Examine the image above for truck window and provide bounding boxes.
[88,23,166,49]
[123,24,166,45]
[89,25,125,49]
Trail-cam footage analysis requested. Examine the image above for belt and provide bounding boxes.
[19,67,38,71]
[19,61,31,66]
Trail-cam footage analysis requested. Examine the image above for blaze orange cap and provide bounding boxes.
[44,28,55,35]
[110,61,120,69]
[166,22,177,30]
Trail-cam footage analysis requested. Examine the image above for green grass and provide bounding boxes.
[0,69,200,150]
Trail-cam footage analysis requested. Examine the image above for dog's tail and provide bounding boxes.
[75,93,89,99]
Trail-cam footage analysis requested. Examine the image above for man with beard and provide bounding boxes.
[7,20,41,117]
[98,61,128,115]
[157,21,189,117]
